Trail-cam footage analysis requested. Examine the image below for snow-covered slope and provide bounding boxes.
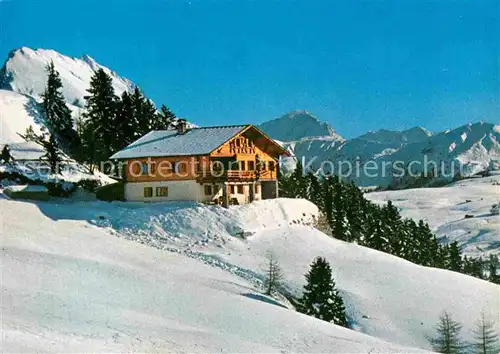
[258,110,344,142]
[367,173,500,257]
[0,47,136,145]
[0,47,135,107]
[0,89,44,143]
[20,197,499,351]
[1,197,432,353]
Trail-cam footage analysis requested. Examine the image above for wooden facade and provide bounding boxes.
[118,125,289,205]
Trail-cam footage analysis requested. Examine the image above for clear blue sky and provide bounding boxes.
[0,0,498,138]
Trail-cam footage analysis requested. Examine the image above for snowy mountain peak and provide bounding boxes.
[258,110,343,142]
[0,47,136,106]
[358,126,432,145]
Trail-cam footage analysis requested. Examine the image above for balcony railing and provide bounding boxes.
[196,169,276,181]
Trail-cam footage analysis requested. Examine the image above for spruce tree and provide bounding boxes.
[154,104,176,130]
[488,255,499,284]
[130,87,154,137]
[299,257,348,327]
[41,61,73,134]
[363,205,388,251]
[344,181,364,243]
[41,61,80,157]
[82,68,118,169]
[447,242,463,272]
[1,144,13,164]
[113,91,136,152]
[331,177,347,241]
[142,97,159,134]
[428,311,464,354]
[403,218,420,262]
[381,200,405,256]
[305,171,322,208]
[323,176,334,227]
[470,257,485,279]
[471,311,500,354]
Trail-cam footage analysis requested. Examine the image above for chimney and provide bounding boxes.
[176,119,188,134]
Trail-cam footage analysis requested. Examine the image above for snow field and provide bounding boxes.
[1,197,430,353]
[6,195,498,351]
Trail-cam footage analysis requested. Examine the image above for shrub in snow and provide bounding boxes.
[95,182,124,201]
[490,204,499,216]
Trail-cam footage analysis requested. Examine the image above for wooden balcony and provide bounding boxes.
[196,169,277,182]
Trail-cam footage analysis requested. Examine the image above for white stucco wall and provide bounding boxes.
[125,180,206,202]
[125,180,262,204]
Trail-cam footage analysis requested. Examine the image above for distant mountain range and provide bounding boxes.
[1,47,498,187]
[259,111,500,187]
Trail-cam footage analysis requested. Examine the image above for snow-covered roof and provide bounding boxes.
[4,184,48,193]
[0,142,45,160]
[110,125,249,159]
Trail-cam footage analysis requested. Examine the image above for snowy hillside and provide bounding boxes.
[1,196,433,353]
[258,110,344,142]
[0,89,44,143]
[367,173,500,257]
[14,197,498,352]
[261,111,500,187]
[0,47,135,107]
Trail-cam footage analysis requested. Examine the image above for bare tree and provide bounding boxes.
[263,252,284,296]
[471,311,499,354]
[428,311,464,354]
[19,126,63,174]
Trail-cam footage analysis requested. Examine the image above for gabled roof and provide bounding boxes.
[110,125,250,159]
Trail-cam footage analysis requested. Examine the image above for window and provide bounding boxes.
[141,162,149,175]
[230,185,235,194]
[229,161,239,171]
[248,161,255,170]
[204,185,212,196]
[156,186,168,197]
[254,184,259,194]
[240,161,246,171]
[237,185,244,194]
[269,161,275,171]
[144,187,153,198]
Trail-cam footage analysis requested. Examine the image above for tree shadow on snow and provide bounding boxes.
[23,97,45,127]
[240,292,288,309]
